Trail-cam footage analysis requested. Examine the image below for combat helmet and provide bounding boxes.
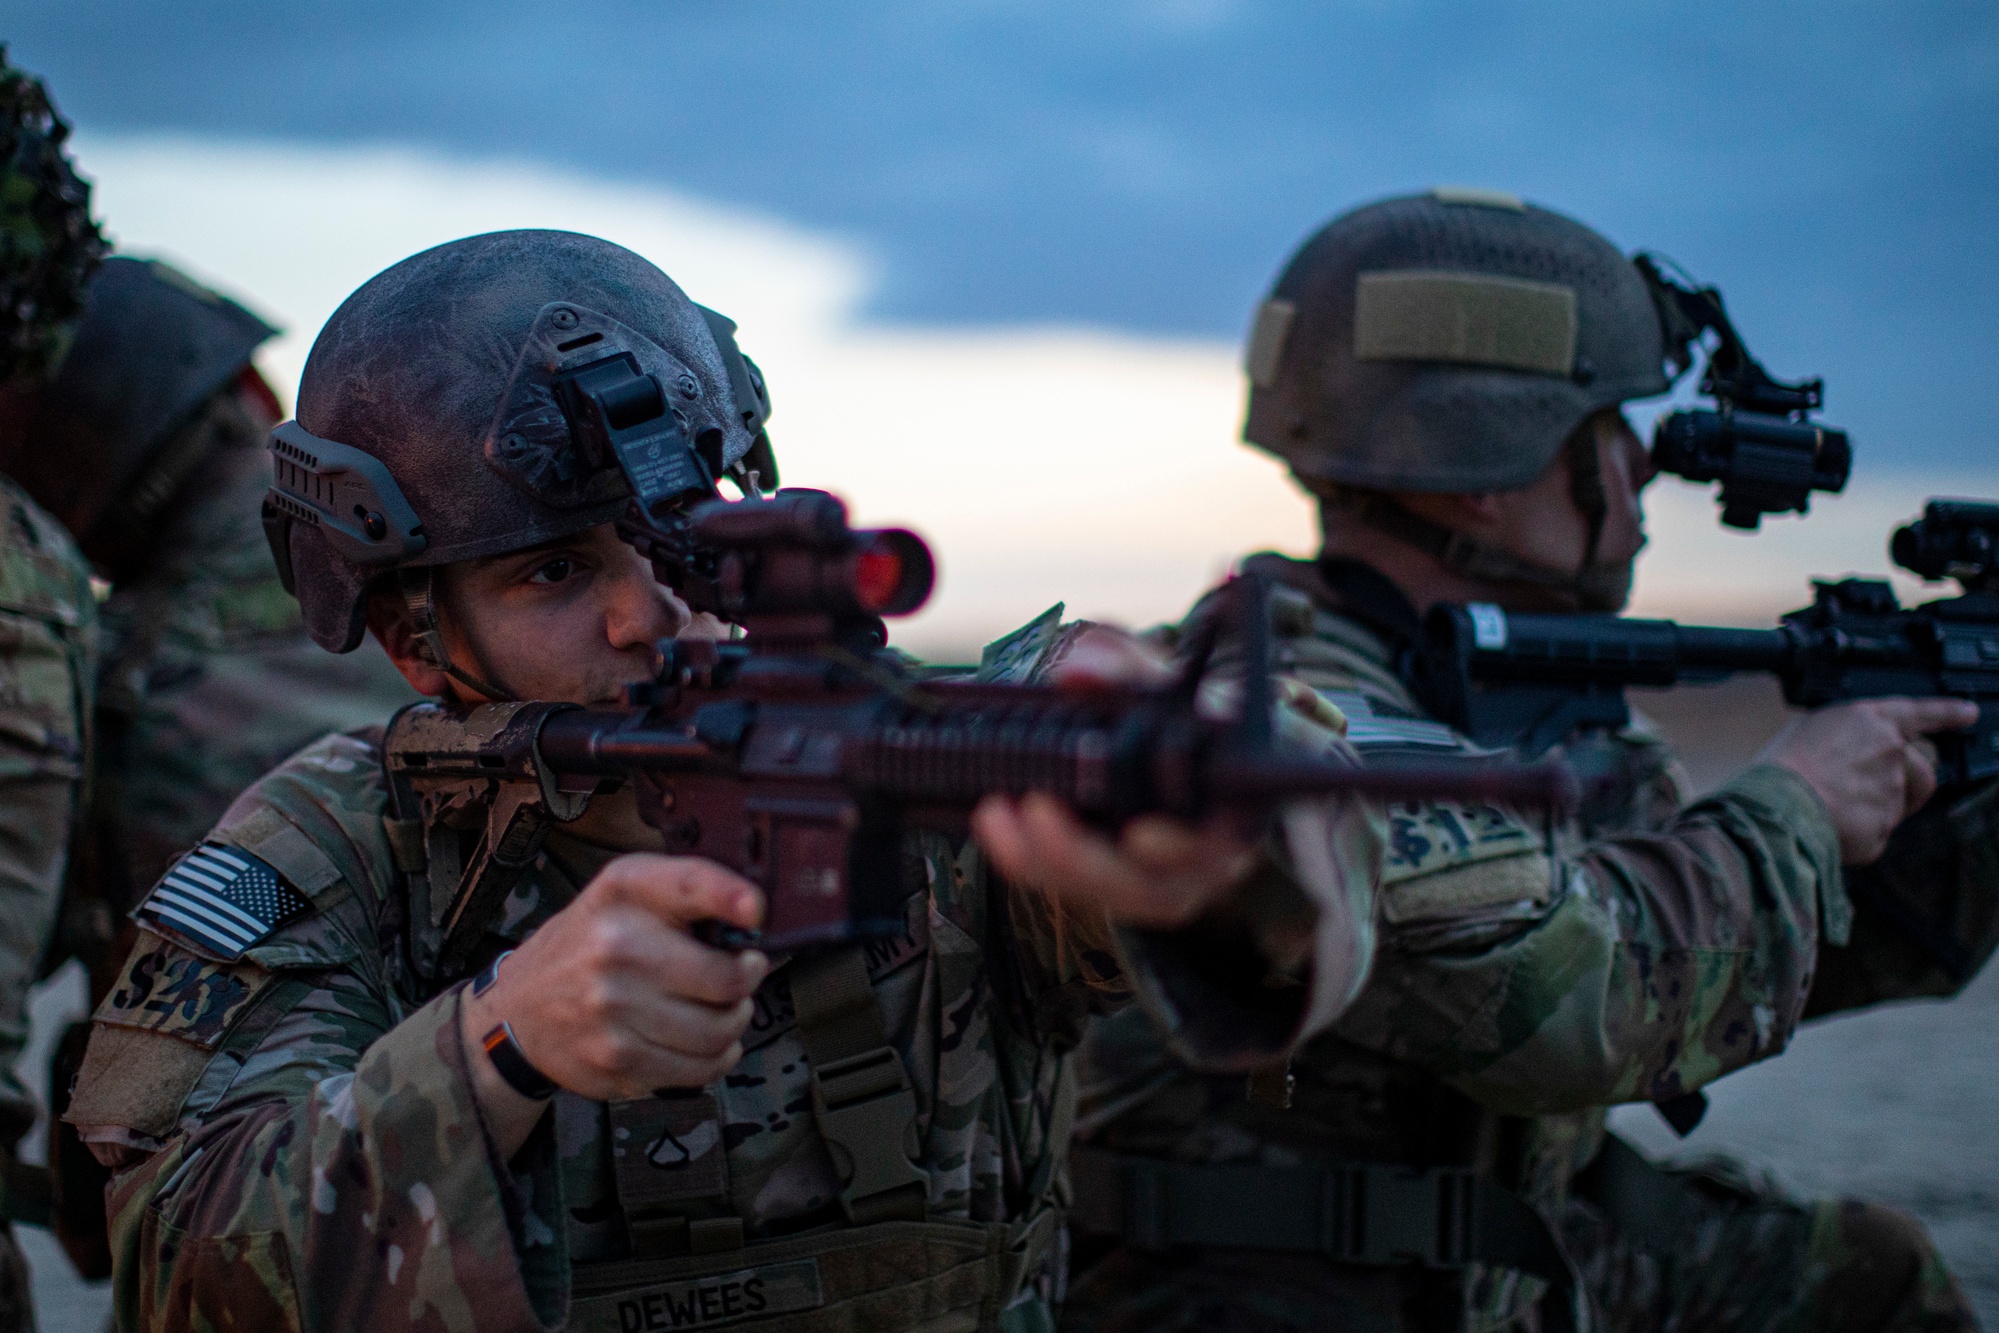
[0,257,278,573]
[0,47,108,383]
[264,229,775,696]
[1242,189,1682,605]
[1245,188,1673,492]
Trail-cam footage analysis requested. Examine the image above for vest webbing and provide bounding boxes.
[791,945,930,1225]
[569,1214,1060,1333]
[1067,1146,1581,1333]
[580,942,1072,1332]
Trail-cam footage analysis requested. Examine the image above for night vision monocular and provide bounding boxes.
[1638,254,1851,531]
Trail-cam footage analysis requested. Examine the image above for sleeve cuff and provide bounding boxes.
[359,985,568,1329]
[1110,796,1383,1072]
[1711,762,1849,945]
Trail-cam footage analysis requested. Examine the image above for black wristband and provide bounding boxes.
[480,1020,558,1101]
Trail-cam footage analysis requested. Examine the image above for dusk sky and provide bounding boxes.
[8,4,1994,648]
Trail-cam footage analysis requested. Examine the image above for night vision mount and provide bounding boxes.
[1638,253,1851,531]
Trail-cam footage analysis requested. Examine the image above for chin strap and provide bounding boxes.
[397,567,517,703]
[1313,431,1633,612]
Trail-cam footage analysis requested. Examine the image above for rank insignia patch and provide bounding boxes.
[135,843,311,961]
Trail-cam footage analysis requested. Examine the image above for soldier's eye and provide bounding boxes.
[528,557,577,585]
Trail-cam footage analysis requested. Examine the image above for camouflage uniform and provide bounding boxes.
[64,607,1385,1333]
[0,256,415,1281]
[85,367,417,915]
[0,256,417,961]
[1061,557,1987,1333]
[0,44,108,1329]
[0,479,95,1325]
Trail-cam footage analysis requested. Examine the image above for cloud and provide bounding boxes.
[76,134,1316,657]
[76,133,1993,662]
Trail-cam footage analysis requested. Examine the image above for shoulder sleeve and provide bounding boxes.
[1335,762,1843,1114]
[75,752,565,1332]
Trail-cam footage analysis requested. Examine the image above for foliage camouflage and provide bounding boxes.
[0,47,107,384]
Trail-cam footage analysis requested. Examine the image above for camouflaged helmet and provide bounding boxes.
[1243,188,1671,494]
[0,257,277,557]
[267,229,774,656]
[0,48,108,383]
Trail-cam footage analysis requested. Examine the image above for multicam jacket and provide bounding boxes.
[0,475,95,1141]
[68,608,1385,1333]
[1068,554,1863,1330]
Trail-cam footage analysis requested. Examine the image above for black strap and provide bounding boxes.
[1569,1133,1702,1257]
[1314,557,1425,658]
[1068,1147,1578,1331]
[1312,556,1454,719]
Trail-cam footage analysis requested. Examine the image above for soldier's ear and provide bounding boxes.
[364,584,451,698]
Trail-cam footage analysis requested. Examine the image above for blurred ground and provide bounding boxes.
[11,678,1995,1327]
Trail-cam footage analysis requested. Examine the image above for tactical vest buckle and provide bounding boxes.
[1334,1163,1479,1268]
[807,1045,928,1225]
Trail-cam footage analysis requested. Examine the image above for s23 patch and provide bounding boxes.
[95,933,273,1049]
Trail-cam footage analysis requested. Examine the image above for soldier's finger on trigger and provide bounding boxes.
[1877,694,1979,738]
[653,927,768,1006]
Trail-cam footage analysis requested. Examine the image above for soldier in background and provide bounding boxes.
[0,255,418,1277]
[1061,192,1992,1332]
[0,46,108,1331]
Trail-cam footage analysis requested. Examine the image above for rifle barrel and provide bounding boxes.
[1670,625,1795,673]
[1460,612,1793,685]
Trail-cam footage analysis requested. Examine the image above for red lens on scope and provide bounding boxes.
[854,545,905,612]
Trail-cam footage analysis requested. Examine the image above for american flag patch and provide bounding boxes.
[135,843,311,961]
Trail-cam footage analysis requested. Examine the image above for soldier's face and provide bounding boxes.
[1588,409,1657,572]
[1465,407,1655,609]
[428,523,691,706]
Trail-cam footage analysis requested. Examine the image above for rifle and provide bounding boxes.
[385,489,1577,967]
[1421,498,1999,786]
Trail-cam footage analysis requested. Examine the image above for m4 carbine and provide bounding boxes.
[386,489,1575,967]
[1422,498,1999,786]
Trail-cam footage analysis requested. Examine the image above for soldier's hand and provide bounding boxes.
[973,794,1258,927]
[458,854,767,1149]
[1758,696,1979,864]
[971,624,1259,928]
